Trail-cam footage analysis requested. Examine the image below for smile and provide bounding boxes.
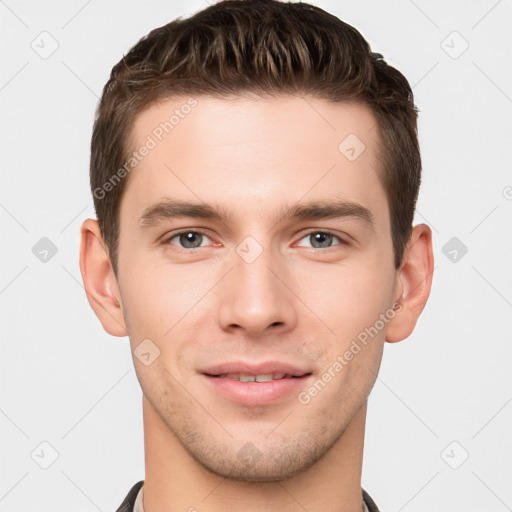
[213,373,300,382]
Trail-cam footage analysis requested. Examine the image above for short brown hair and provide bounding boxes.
[90,0,421,275]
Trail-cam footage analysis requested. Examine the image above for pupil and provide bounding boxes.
[181,232,201,248]
[312,232,331,248]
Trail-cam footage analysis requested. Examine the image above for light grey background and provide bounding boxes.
[1,1,511,511]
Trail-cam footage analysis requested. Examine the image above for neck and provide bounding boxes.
[142,396,367,512]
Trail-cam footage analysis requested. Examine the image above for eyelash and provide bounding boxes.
[161,229,349,251]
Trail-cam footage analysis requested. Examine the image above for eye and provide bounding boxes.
[163,230,213,249]
[295,230,347,249]
[162,229,348,251]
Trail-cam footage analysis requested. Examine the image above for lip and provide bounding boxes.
[200,360,313,406]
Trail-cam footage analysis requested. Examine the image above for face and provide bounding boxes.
[115,95,400,481]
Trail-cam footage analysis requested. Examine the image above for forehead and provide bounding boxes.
[120,94,387,228]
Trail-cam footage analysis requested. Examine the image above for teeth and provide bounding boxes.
[219,373,289,381]
[255,374,273,382]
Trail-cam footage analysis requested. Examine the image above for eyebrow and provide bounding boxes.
[138,198,374,229]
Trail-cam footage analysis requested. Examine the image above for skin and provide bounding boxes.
[80,95,433,512]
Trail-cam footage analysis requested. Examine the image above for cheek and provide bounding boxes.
[292,257,395,337]
[118,255,216,381]
[119,250,204,332]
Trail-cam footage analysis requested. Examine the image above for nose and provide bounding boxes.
[217,238,298,338]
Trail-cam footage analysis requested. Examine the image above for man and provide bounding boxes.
[79,0,433,510]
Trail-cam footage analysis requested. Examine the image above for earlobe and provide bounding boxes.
[386,224,434,343]
[79,218,128,337]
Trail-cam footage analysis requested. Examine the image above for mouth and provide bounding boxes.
[200,362,313,406]
[207,372,306,382]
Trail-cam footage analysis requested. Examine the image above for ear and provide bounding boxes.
[79,218,128,337]
[386,224,434,343]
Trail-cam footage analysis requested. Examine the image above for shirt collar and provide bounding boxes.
[133,484,372,512]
